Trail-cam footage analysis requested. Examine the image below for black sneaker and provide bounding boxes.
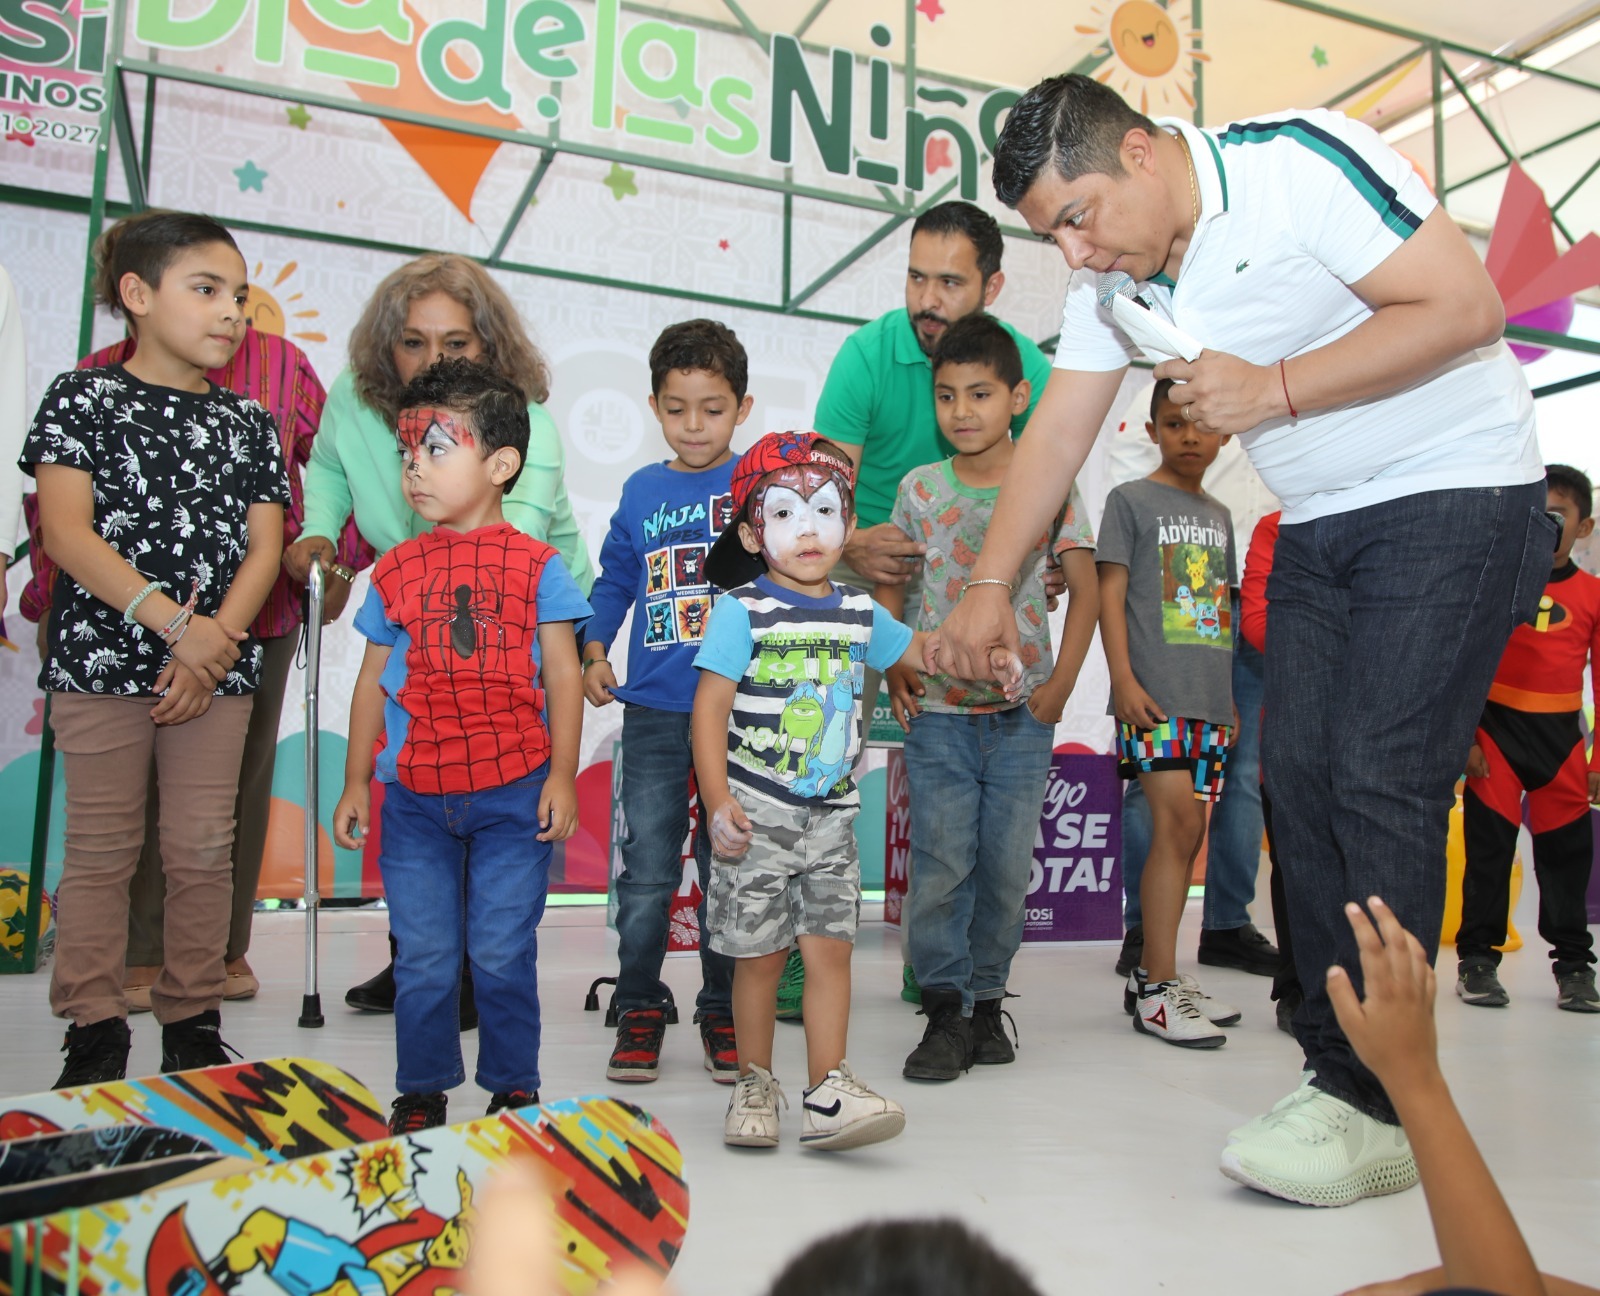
[971,998,1017,1065]
[1114,924,1143,978]
[902,991,973,1081]
[607,1008,668,1083]
[160,1010,241,1073]
[389,1092,448,1134]
[1197,922,1280,977]
[486,1089,539,1115]
[1556,968,1599,1013]
[699,1014,739,1084]
[1457,957,1510,1007]
[1275,988,1303,1035]
[54,1016,131,1089]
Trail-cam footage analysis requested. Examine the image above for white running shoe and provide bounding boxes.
[800,1061,906,1150]
[1123,971,1240,1025]
[1220,1087,1418,1206]
[1133,980,1227,1048]
[1228,1071,1318,1144]
[724,1063,786,1148]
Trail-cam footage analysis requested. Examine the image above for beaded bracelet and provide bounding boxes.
[123,580,161,625]
[158,580,201,643]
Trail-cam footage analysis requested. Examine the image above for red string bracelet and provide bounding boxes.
[1279,359,1298,419]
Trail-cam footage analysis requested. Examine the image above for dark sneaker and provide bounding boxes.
[607,1008,668,1083]
[486,1090,539,1115]
[1275,988,1303,1036]
[1457,958,1510,1007]
[1556,968,1599,1013]
[54,1017,131,1089]
[699,1015,739,1084]
[1114,924,1143,978]
[389,1092,447,1134]
[1198,922,1280,977]
[971,998,1017,1065]
[776,948,805,1021]
[902,991,973,1081]
[160,1010,241,1073]
[900,964,922,1005]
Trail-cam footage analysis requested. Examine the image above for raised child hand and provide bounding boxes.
[150,658,214,726]
[536,776,579,843]
[1326,896,1440,1099]
[332,784,370,851]
[709,797,753,858]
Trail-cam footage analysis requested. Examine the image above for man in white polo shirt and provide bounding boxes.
[933,74,1550,1206]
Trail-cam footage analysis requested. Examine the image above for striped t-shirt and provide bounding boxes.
[694,576,912,807]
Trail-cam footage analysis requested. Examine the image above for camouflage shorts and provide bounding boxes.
[706,783,860,958]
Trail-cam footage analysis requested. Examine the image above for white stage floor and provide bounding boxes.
[3,890,1596,1296]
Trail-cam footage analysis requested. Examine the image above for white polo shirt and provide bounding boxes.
[1055,108,1542,523]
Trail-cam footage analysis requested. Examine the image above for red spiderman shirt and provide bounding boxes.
[354,523,592,795]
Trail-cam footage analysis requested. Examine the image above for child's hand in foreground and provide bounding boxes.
[709,798,753,858]
[150,659,213,726]
[537,776,578,842]
[583,659,619,708]
[886,662,925,732]
[333,784,370,851]
[1326,896,1440,1098]
[988,648,1024,702]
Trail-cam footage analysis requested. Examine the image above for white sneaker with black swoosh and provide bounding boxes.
[799,1061,905,1150]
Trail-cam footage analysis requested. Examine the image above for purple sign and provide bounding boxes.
[1023,753,1124,943]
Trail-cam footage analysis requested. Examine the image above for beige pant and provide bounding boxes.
[49,692,253,1026]
[126,632,295,965]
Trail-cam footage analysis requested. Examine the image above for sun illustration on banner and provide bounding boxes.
[1076,0,1207,115]
[246,260,328,344]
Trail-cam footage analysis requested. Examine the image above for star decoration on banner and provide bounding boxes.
[718,239,730,250]
[602,162,637,200]
[925,135,953,175]
[286,104,311,129]
[233,160,268,192]
[916,0,944,20]
[1312,45,1329,67]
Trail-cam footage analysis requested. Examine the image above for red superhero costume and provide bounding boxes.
[371,524,554,796]
[1459,560,1600,975]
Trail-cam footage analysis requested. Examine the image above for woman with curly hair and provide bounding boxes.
[284,253,594,1014]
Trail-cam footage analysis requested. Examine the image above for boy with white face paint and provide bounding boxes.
[694,433,995,1150]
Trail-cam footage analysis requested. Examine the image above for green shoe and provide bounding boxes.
[776,947,805,1020]
[901,964,922,1005]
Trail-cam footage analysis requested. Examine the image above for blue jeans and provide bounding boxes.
[612,704,732,1019]
[381,769,551,1095]
[904,705,1057,1012]
[1122,631,1265,931]
[1265,482,1552,1123]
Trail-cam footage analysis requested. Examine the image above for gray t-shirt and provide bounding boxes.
[1096,478,1236,726]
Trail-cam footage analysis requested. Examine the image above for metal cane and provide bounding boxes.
[298,560,326,1028]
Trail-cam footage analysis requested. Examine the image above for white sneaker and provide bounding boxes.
[799,1061,906,1150]
[724,1064,786,1148]
[1220,1087,1418,1207]
[1228,1071,1318,1144]
[1123,970,1240,1025]
[1133,980,1227,1048]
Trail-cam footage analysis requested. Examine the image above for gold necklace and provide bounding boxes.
[1176,130,1200,229]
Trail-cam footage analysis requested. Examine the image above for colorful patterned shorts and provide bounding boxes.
[1117,717,1232,802]
[706,783,860,958]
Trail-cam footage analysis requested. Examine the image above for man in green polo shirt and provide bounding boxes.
[815,201,1053,588]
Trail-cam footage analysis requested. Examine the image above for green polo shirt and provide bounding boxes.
[814,309,1053,528]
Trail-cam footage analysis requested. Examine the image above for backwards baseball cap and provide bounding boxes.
[704,431,857,589]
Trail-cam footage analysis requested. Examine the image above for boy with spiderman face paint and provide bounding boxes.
[692,432,1020,1153]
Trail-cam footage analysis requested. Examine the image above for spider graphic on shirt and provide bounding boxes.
[420,568,504,671]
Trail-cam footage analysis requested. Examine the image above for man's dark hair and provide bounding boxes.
[931,314,1024,389]
[765,1220,1043,1296]
[93,209,241,319]
[993,73,1158,209]
[398,357,530,491]
[649,318,749,402]
[1547,463,1594,521]
[910,201,1005,280]
[1150,378,1181,421]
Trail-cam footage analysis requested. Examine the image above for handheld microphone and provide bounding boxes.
[1095,272,1204,364]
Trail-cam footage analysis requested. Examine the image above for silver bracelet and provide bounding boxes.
[962,578,1013,595]
[123,580,161,624]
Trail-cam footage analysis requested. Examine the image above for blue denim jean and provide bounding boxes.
[1265,482,1553,1123]
[1122,629,1265,931]
[381,768,551,1095]
[612,703,732,1019]
[904,705,1057,1012]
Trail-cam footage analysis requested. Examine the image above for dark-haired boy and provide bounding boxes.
[879,315,1099,1081]
[1458,465,1600,1013]
[583,320,754,1084]
[333,358,591,1133]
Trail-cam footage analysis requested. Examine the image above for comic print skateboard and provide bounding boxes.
[0,1057,389,1165]
[1,1096,688,1296]
[0,1126,223,1223]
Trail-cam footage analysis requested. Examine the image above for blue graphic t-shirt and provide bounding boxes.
[695,576,912,806]
[586,459,737,711]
